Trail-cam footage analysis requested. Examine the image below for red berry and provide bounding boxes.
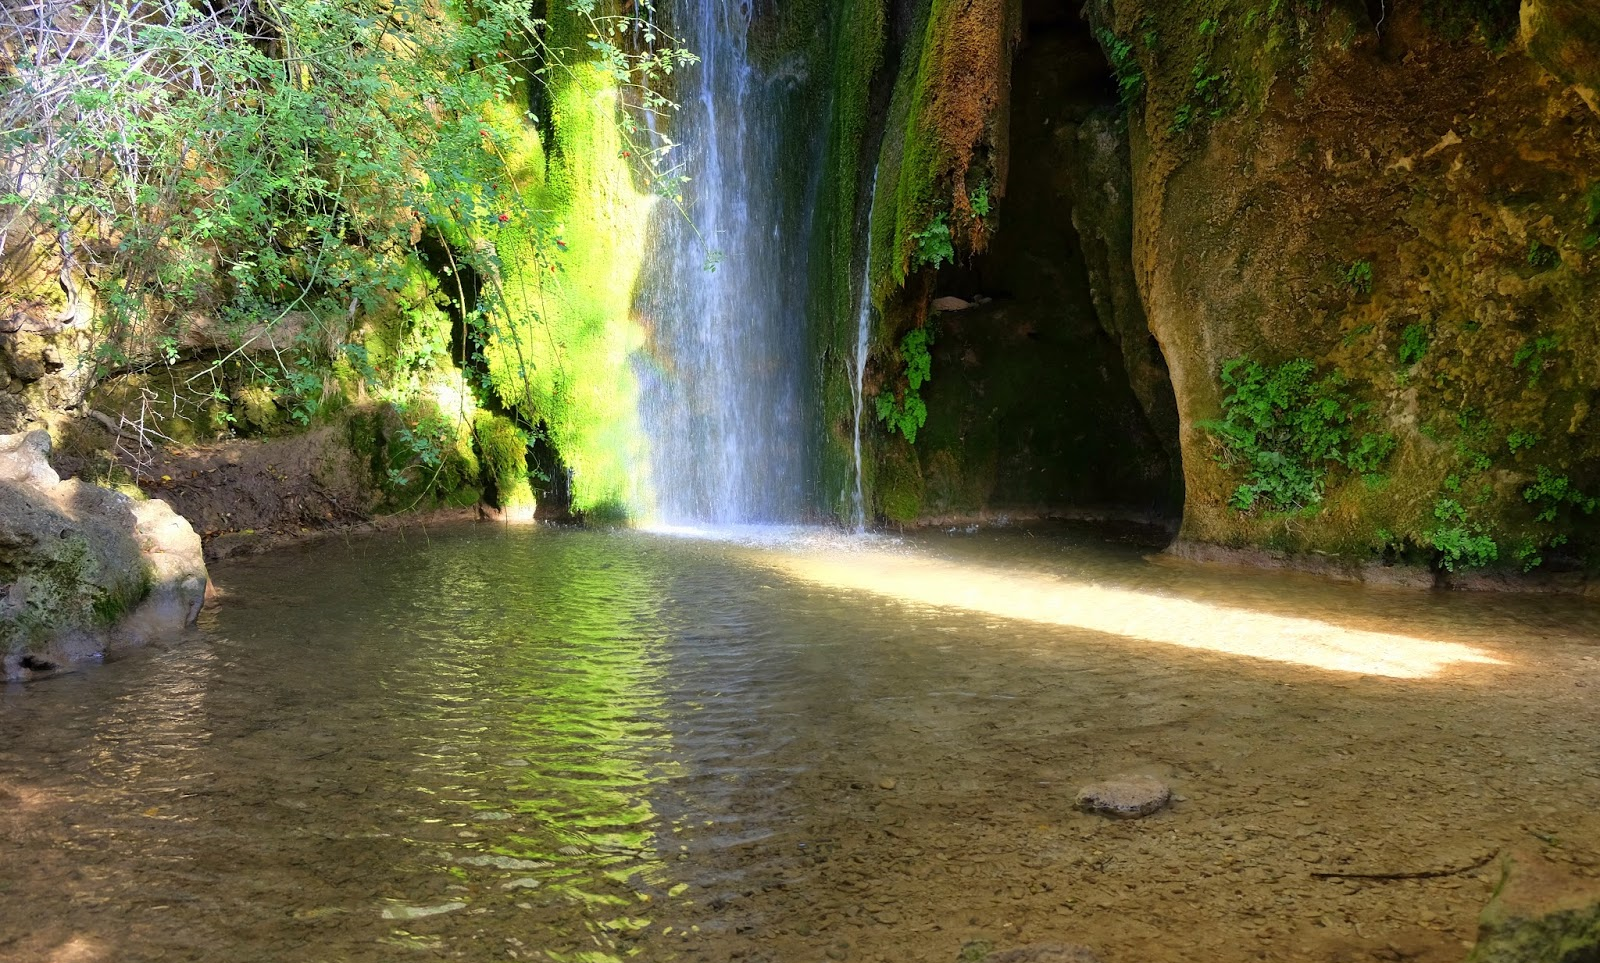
[498,213,509,223]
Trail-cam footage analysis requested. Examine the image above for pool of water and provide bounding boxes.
[3,523,1598,963]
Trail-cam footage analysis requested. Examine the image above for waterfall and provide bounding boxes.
[636,1,812,527]
[848,171,880,532]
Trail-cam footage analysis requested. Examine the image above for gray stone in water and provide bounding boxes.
[381,901,467,920]
[1075,774,1171,819]
[456,854,551,871]
[983,944,1103,963]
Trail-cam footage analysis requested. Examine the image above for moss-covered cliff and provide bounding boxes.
[809,0,1179,527]
[1077,0,1600,573]
[1,0,685,533]
[806,0,1600,575]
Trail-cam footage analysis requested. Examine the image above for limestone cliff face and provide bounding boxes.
[817,0,1600,570]
[1076,0,1600,568]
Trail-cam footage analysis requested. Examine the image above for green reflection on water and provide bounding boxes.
[384,535,688,959]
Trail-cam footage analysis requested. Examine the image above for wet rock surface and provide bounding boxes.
[1075,775,1172,819]
[983,944,1103,963]
[1466,850,1600,963]
[1524,0,1600,113]
[0,429,207,678]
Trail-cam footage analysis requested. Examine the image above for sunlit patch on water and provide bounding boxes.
[757,547,1507,679]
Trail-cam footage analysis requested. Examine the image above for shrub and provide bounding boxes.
[1427,498,1498,571]
[1201,357,1394,513]
[875,328,935,444]
[1398,323,1430,366]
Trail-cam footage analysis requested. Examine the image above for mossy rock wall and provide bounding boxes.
[813,0,1179,525]
[1087,0,1600,567]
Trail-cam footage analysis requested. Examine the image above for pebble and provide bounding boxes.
[878,778,898,790]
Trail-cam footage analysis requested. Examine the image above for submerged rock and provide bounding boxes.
[1,430,208,678]
[457,854,553,871]
[1075,775,1171,819]
[1466,850,1600,963]
[380,900,467,920]
[982,944,1102,963]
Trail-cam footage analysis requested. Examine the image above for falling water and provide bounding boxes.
[848,171,880,532]
[636,2,813,526]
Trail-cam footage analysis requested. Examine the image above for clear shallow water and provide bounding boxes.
[3,524,1599,963]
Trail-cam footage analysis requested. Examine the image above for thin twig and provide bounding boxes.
[1311,849,1498,882]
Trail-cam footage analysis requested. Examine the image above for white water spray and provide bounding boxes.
[848,171,880,532]
[637,1,812,526]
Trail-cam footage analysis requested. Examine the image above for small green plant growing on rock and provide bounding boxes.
[1427,498,1498,571]
[1527,240,1561,270]
[1201,357,1394,513]
[1512,535,1564,572]
[910,214,955,272]
[1523,466,1598,523]
[1341,260,1374,295]
[1512,335,1560,388]
[875,328,935,444]
[1506,429,1541,454]
[1511,464,1593,570]
[1097,28,1144,105]
[970,182,992,219]
[1398,323,1430,366]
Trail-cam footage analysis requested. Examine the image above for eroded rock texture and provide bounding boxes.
[0,430,207,678]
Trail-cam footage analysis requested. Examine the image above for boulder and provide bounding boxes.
[1466,850,1600,963]
[0,430,208,678]
[1075,774,1172,819]
[129,498,209,633]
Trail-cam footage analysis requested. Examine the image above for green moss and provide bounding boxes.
[475,9,653,517]
[473,410,535,512]
[1,531,149,655]
[878,442,925,524]
[879,0,1015,291]
[805,0,890,519]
